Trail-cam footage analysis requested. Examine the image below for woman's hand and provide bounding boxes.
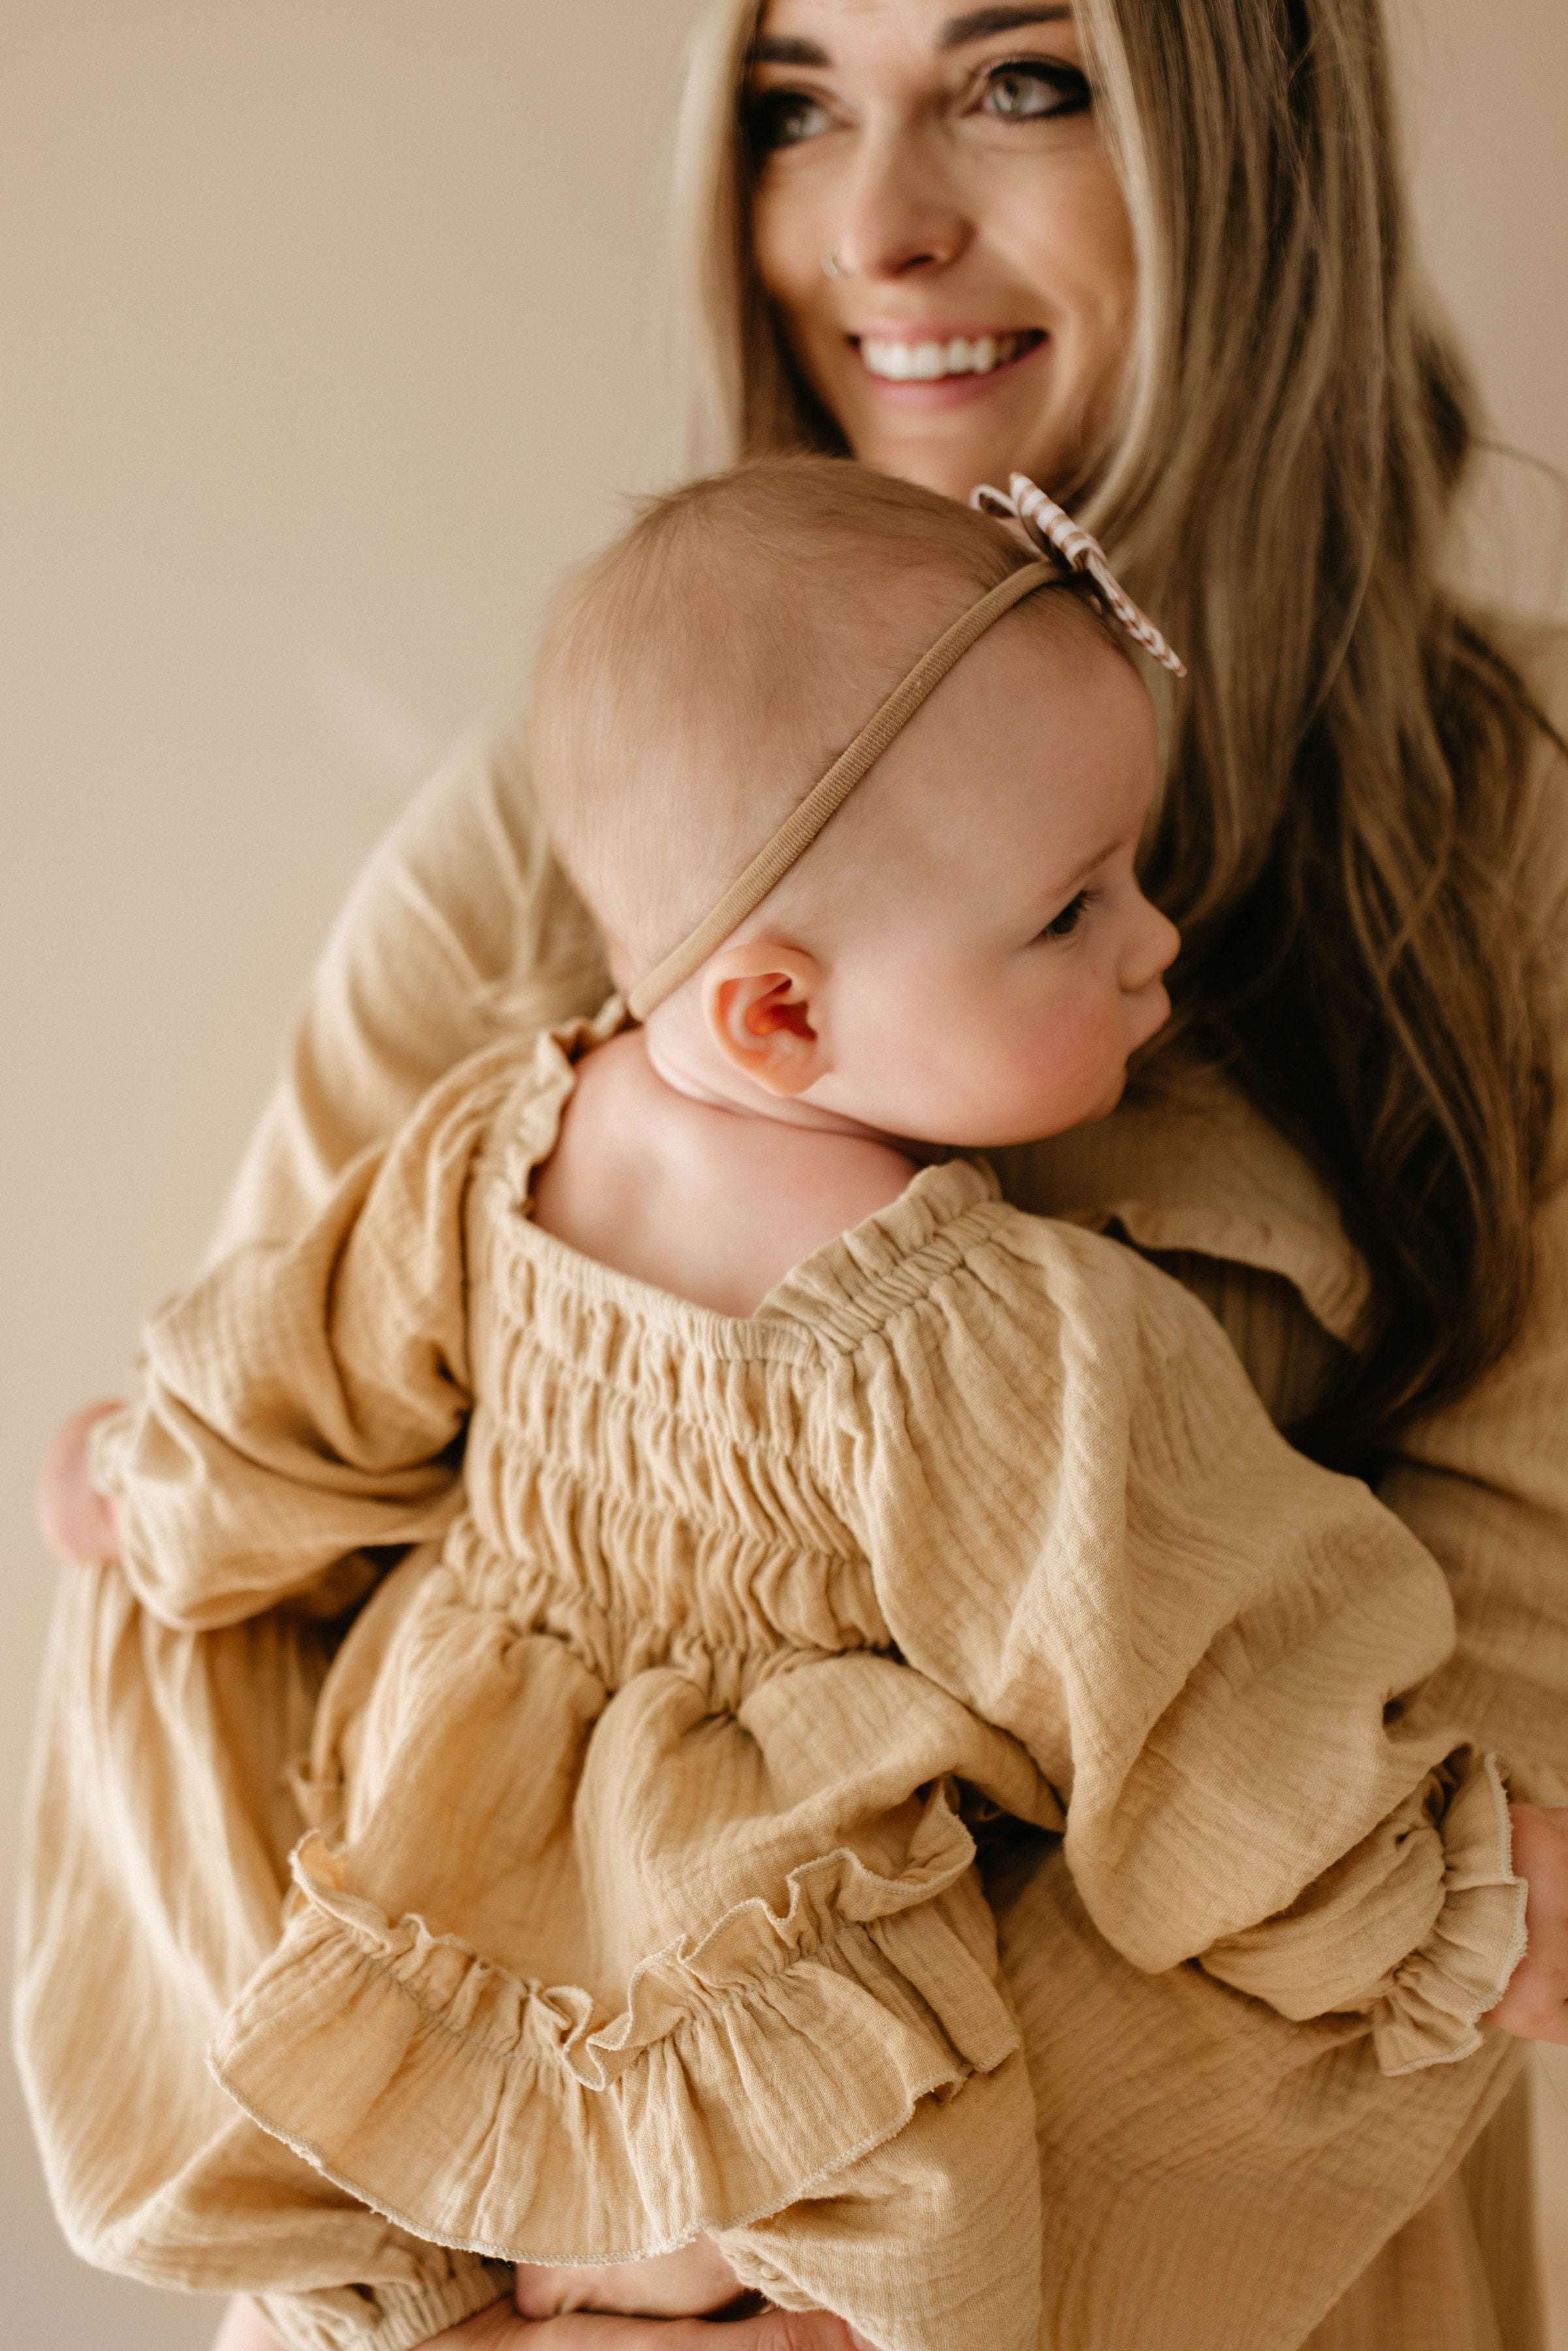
[1485,1804,1568,2045]
[36,1397,122,1563]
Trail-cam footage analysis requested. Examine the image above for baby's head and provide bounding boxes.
[530,457,1178,1148]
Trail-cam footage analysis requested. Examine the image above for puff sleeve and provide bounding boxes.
[90,1037,532,1632]
[852,1203,1528,2074]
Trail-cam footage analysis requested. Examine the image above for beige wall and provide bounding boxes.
[3,5,1564,2344]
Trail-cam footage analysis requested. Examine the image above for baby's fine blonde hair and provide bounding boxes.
[529,455,1117,986]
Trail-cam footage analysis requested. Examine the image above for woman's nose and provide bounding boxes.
[832,129,972,282]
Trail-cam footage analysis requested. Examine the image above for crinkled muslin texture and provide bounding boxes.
[16,624,1568,2351]
[31,1015,1534,2351]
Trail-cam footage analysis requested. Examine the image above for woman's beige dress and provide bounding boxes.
[16,631,1568,2351]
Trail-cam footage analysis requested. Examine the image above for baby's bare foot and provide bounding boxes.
[513,2235,744,2320]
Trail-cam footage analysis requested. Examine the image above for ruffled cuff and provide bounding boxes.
[210,1798,1020,2267]
[251,2260,513,2351]
[1199,1745,1528,2076]
[1371,1749,1528,2077]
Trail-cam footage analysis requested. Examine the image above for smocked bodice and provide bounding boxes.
[453,1060,999,1703]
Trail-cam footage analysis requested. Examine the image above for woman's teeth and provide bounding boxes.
[857,331,1040,382]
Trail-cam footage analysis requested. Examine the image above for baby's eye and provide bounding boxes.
[1037,888,1094,941]
[978,59,1093,122]
[746,87,833,155]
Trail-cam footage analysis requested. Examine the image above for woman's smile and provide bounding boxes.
[851,323,1048,393]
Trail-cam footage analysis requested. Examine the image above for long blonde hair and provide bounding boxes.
[672,0,1560,1465]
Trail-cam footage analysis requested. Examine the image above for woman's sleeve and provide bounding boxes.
[18,744,598,2350]
[1378,651,1568,1804]
[856,1210,1527,2075]
[89,1039,526,1632]
[206,726,607,1259]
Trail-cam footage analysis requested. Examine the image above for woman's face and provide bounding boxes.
[746,1,1136,502]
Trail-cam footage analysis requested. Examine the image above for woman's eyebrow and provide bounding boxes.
[937,7,1072,48]
[749,7,1072,70]
[748,33,832,68]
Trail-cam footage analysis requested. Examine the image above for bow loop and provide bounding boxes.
[969,474,1187,677]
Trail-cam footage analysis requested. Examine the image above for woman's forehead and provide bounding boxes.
[751,0,1081,68]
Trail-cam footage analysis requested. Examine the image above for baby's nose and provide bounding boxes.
[1125,897,1181,990]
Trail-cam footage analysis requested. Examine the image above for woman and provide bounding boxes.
[24,2,1568,2348]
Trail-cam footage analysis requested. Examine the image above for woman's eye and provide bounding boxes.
[745,88,833,155]
[1038,888,1095,941]
[979,59,1092,122]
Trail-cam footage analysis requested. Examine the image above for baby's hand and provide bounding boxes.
[36,1399,122,1564]
[1485,1804,1568,2045]
[512,2237,746,2322]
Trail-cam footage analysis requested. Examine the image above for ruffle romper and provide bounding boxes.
[92,1019,1529,2351]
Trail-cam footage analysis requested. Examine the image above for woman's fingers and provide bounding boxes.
[35,1398,123,1563]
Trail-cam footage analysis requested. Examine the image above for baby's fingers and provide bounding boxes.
[1485,1945,1568,2043]
[36,1398,123,1564]
[211,2300,287,2351]
[1485,1805,1568,2046]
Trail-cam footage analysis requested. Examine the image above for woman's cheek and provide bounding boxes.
[750,178,835,397]
[1002,158,1136,479]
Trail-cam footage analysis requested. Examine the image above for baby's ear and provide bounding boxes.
[703,939,829,1099]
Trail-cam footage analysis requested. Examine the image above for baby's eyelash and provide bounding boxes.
[1038,888,1095,941]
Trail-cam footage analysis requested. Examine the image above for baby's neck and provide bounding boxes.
[640,1013,878,1144]
[528,1028,917,1320]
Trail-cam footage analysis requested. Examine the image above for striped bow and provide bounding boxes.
[970,474,1186,677]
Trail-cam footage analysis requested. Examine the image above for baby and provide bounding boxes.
[71,458,1560,2351]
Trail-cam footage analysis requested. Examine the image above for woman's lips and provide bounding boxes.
[847,327,1048,402]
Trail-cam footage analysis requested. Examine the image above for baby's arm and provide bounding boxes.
[92,1039,528,1630]
[859,1208,1535,2071]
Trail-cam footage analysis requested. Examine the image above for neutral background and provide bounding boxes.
[4,3,1565,2344]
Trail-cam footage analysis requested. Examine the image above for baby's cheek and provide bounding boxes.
[1012,1003,1123,1126]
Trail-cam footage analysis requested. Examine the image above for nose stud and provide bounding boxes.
[823,248,850,280]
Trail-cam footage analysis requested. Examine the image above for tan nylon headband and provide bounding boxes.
[626,558,1056,1021]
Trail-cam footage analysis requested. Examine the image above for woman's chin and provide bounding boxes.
[824,368,1084,506]
[850,413,1078,505]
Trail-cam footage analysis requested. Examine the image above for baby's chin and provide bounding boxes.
[982,1066,1132,1148]
[1080,1063,1132,1125]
